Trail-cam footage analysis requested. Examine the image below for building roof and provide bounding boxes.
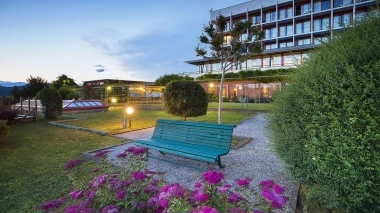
[83,79,155,86]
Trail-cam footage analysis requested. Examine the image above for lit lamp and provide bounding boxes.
[122,106,134,129]
[209,83,214,93]
[111,98,117,108]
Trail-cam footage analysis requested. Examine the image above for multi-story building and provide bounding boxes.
[184,0,376,101]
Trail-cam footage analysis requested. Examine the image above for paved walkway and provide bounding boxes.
[99,114,296,212]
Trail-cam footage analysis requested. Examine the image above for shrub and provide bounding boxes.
[268,10,380,212]
[0,109,17,123]
[0,120,9,140]
[57,86,79,100]
[39,87,63,119]
[162,80,208,121]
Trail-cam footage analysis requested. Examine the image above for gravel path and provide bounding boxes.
[95,114,295,211]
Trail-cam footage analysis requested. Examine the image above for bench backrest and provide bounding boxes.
[152,119,235,151]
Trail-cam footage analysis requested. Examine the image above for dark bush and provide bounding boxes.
[0,108,17,123]
[268,11,380,212]
[39,87,63,119]
[0,120,9,140]
[162,80,208,121]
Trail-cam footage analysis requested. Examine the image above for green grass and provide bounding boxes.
[60,107,261,134]
[0,106,269,212]
[0,120,124,212]
[207,102,272,110]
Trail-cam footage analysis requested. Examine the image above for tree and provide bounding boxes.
[23,75,48,98]
[8,86,25,99]
[38,87,62,119]
[155,74,193,86]
[51,74,78,90]
[195,14,264,123]
[58,86,80,100]
[162,80,208,121]
[268,9,380,212]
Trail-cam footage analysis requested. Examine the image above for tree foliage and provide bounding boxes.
[0,120,9,141]
[268,10,380,212]
[162,81,208,121]
[58,86,80,100]
[196,14,264,123]
[38,87,63,119]
[52,74,78,90]
[23,75,48,98]
[155,74,193,86]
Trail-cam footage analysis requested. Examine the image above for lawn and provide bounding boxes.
[60,105,264,134]
[0,105,270,212]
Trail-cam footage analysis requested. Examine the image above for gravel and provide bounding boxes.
[91,113,295,212]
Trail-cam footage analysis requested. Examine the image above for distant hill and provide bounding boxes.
[0,85,24,97]
[0,81,26,87]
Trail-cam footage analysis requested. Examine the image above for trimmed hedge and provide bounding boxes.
[0,120,9,140]
[162,81,208,121]
[196,68,295,83]
[268,10,380,212]
[39,87,63,119]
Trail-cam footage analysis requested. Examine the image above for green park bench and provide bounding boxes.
[134,119,235,168]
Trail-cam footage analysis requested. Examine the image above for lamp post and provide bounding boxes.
[122,106,134,129]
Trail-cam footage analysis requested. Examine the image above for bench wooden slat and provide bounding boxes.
[134,119,235,168]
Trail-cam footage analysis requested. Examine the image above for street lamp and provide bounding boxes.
[111,98,117,108]
[122,106,134,129]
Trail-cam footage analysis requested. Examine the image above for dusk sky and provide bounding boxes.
[0,0,246,85]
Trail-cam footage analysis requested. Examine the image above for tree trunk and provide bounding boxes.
[218,66,226,124]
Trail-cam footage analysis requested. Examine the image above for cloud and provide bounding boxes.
[94,65,104,68]
[96,69,105,73]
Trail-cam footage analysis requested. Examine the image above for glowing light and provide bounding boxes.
[111,98,117,103]
[126,107,134,115]
[209,83,214,88]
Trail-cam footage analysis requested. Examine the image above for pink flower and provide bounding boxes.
[69,189,83,199]
[273,183,285,193]
[159,198,169,208]
[92,168,100,173]
[193,206,218,213]
[194,182,202,188]
[94,150,110,158]
[227,193,244,202]
[125,146,148,156]
[85,191,96,199]
[236,178,251,187]
[217,183,231,193]
[147,196,158,206]
[228,207,242,213]
[270,193,287,209]
[202,170,224,184]
[193,191,209,203]
[116,153,126,158]
[259,180,274,187]
[253,210,263,213]
[39,197,65,211]
[64,159,82,170]
[101,205,118,213]
[90,175,107,189]
[116,190,126,200]
[132,171,146,180]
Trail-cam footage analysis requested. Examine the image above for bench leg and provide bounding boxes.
[216,156,225,168]
[159,151,166,155]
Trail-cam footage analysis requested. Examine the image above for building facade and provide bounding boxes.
[185,0,376,101]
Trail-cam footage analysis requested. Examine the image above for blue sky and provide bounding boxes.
[0,0,246,84]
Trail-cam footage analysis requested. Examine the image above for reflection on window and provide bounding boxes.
[252,15,261,24]
[265,11,276,22]
[295,3,311,15]
[334,0,352,8]
[333,14,351,28]
[314,0,330,12]
[265,28,277,39]
[279,7,293,19]
[314,18,329,31]
[296,21,310,34]
[279,41,293,48]
[297,38,311,46]
[263,57,270,67]
[265,43,277,50]
[314,37,328,44]
[279,25,293,37]
[248,58,261,68]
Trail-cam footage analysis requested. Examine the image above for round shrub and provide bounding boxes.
[162,80,208,120]
[39,87,63,119]
[268,11,380,212]
[0,120,9,140]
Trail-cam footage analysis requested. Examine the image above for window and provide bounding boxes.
[297,38,311,46]
[265,27,277,39]
[279,41,293,48]
[334,0,352,7]
[252,15,261,24]
[272,55,282,67]
[356,11,367,21]
[314,36,328,44]
[224,35,231,45]
[265,43,277,50]
[334,13,351,28]
[262,57,270,67]
[314,0,330,12]
[248,58,261,68]
[213,62,221,72]
[296,21,310,34]
[279,7,293,19]
[279,25,293,37]
[224,22,231,32]
[241,33,248,41]
[314,18,329,31]
[295,3,311,16]
[265,11,276,22]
